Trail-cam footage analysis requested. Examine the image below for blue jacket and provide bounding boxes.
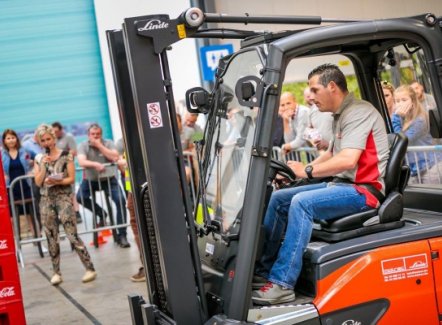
[1,148,31,186]
[392,114,435,176]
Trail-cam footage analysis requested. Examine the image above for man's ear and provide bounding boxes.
[327,81,337,92]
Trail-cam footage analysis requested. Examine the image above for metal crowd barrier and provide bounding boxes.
[272,146,319,163]
[405,145,442,185]
[9,164,129,268]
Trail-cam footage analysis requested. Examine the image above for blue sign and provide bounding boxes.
[200,44,234,81]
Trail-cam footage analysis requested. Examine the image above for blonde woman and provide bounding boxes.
[392,85,436,183]
[33,124,96,285]
[381,81,395,117]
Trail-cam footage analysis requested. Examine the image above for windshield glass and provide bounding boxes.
[204,49,263,233]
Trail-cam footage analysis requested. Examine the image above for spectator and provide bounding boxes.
[392,85,438,183]
[410,80,437,112]
[303,87,333,150]
[381,81,395,117]
[33,124,96,285]
[52,122,82,224]
[252,64,389,305]
[76,123,130,248]
[182,113,203,150]
[51,122,77,156]
[1,129,34,236]
[22,132,43,161]
[279,92,309,155]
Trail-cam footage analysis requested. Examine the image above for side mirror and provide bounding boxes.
[185,87,211,114]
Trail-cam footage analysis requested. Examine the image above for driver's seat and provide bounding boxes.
[312,132,409,242]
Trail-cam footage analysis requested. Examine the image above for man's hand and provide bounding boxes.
[94,162,106,173]
[281,143,292,155]
[281,109,294,121]
[89,138,102,148]
[313,139,329,151]
[286,160,307,178]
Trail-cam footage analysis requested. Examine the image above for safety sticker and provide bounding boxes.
[381,253,428,282]
[205,243,215,255]
[146,102,163,129]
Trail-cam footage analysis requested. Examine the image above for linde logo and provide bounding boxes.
[0,287,15,298]
[0,239,8,250]
[138,19,169,32]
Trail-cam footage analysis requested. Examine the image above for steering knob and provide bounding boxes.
[184,7,204,27]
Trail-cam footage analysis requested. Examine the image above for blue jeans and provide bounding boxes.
[76,177,127,237]
[255,182,370,289]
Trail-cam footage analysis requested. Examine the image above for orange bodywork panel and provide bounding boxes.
[429,238,442,323]
[314,239,440,324]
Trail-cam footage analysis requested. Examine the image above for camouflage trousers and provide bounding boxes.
[40,193,95,274]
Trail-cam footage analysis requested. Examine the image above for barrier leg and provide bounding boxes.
[104,194,118,243]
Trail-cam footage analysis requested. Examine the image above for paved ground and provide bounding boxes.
[18,228,148,325]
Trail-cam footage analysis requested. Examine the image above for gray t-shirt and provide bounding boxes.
[77,139,118,180]
[56,132,77,152]
[421,93,436,112]
[331,93,389,195]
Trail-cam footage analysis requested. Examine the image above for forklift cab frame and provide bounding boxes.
[107,8,442,325]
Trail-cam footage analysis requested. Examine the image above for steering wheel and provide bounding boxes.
[269,159,296,182]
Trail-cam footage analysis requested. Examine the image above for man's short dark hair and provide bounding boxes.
[52,121,63,130]
[308,64,348,92]
[88,123,102,133]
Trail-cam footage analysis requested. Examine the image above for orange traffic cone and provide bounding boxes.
[101,228,112,237]
[89,231,108,246]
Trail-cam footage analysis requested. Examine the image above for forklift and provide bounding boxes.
[107,8,442,324]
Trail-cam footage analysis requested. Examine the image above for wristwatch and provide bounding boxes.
[305,165,314,179]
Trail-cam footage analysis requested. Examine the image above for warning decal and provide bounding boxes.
[381,253,428,282]
[147,102,163,129]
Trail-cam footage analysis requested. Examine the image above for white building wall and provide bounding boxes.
[93,0,200,140]
[215,0,442,19]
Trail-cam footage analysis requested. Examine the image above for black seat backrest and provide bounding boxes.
[384,132,408,195]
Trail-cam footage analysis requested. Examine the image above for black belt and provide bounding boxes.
[331,177,385,203]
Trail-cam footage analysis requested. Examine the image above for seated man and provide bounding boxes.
[76,123,129,248]
[252,64,389,305]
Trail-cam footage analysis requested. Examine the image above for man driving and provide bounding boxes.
[252,64,389,305]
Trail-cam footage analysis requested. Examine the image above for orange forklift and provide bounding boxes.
[107,8,442,324]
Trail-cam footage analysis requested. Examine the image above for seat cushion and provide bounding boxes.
[314,209,378,233]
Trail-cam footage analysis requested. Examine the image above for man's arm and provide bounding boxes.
[77,154,105,172]
[287,148,362,178]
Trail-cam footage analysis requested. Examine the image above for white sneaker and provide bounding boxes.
[252,282,295,305]
[50,273,62,286]
[82,270,97,283]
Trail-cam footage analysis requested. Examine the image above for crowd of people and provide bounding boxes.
[382,80,442,184]
[1,111,205,286]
